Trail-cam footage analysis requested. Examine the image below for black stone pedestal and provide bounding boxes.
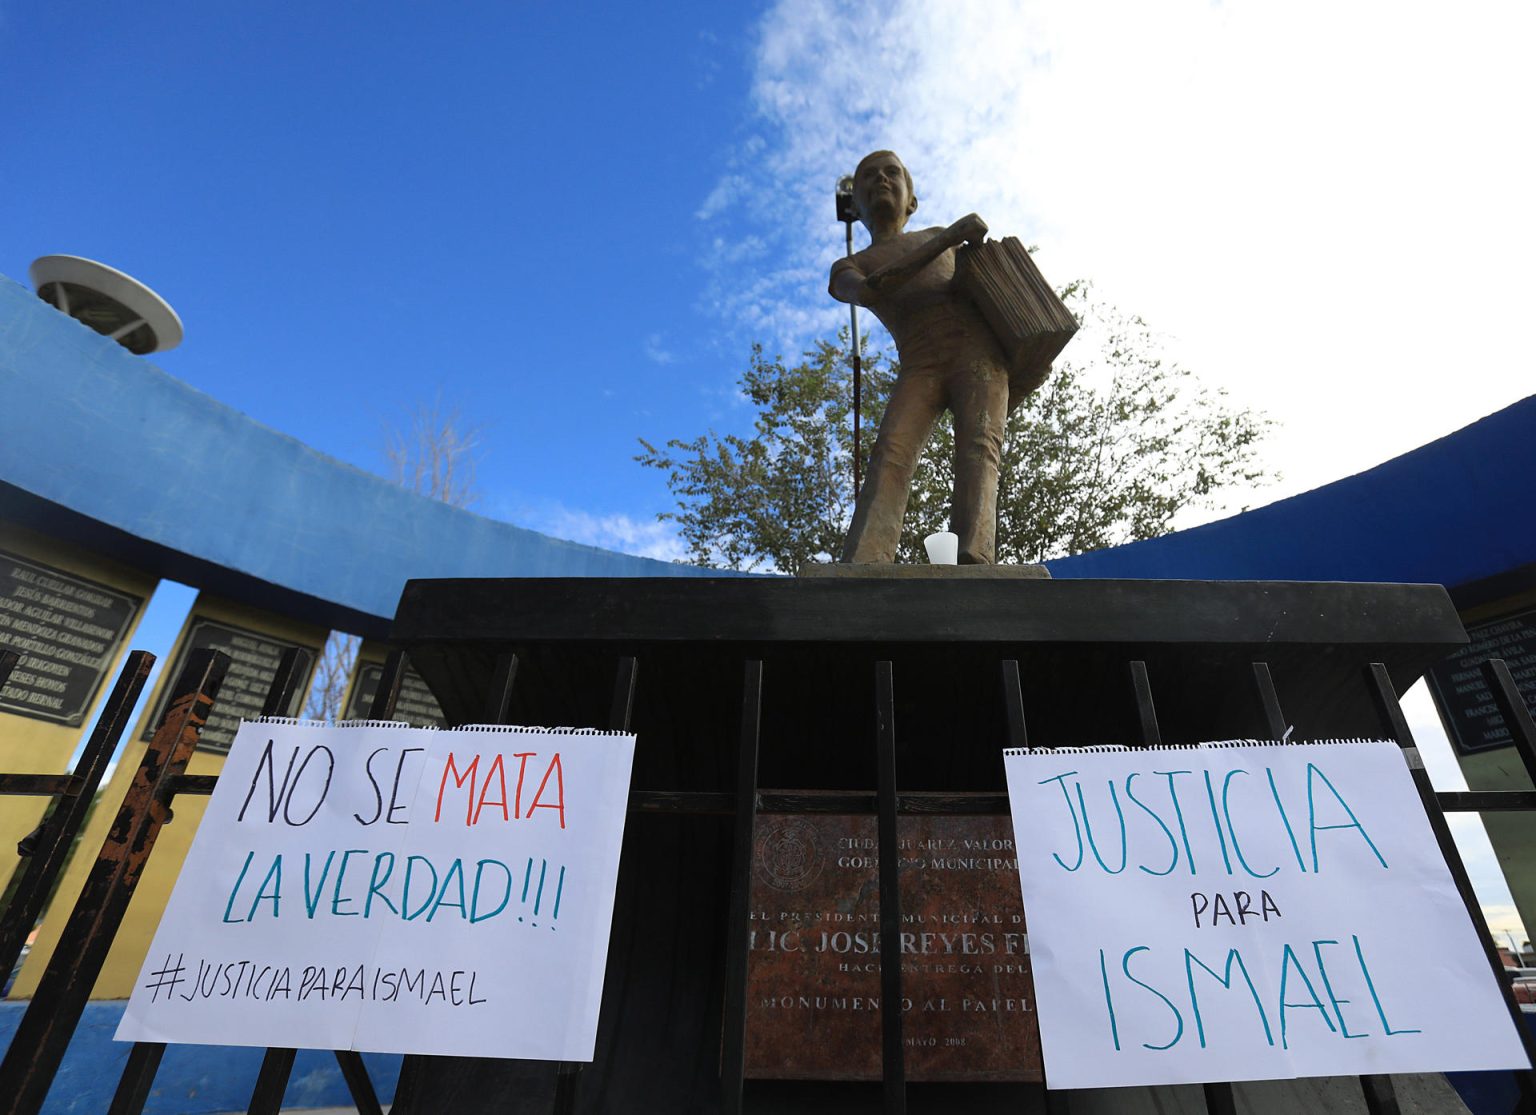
[387,576,1465,1114]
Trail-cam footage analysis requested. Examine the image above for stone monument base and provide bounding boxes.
[389,576,1468,1113]
[797,562,1050,579]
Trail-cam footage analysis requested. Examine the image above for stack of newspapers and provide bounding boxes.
[957,236,1078,406]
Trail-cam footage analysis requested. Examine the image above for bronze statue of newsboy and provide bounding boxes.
[831,150,1036,565]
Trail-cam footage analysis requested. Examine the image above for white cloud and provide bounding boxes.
[704,0,1536,500]
[644,333,676,365]
[689,0,1536,943]
[525,504,689,563]
[696,175,751,221]
[692,29,725,90]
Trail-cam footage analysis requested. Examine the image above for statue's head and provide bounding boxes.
[853,150,917,231]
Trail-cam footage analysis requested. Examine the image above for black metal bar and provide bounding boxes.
[106,1041,165,1115]
[0,651,155,984]
[1132,663,1238,1115]
[0,648,230,1115]
[375,647,429,1115]
[1438,790,1536,812]
[1253,663,1405,1115]
[1129,660,1160,747]
[397,659,642,1115]
[608,656,638,734]
[385,659,519,1114]
[131,782,963,817]
[550,1066,579,1113]
[875,660,906,1114]
[246,1047,297,1115]
[1485,658,1536,785]
[1365,662,1536,1097]
[1202,1081,1238,1115]
[1359,1074,1401,1115]
[550,656,641,1115]
[333,1050,384,1115]
[368,649,408,721]
[0,774,82,797]
[0,647,19,690]
[1250,661,1288,739]
[1002,660,1028,750]
[1262,660,1405,1115]
[1002,660,1071,1113]
[628,789,1012,816]
[1254,670,1408,1115]
[261,646,312,720]
[166,773,218,796]
[483,650,519,724]
[721,659,764,1115]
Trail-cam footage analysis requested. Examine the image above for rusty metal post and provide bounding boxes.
[0,651,156,984]
[0,648,229,1115]
[107,646,321,1114]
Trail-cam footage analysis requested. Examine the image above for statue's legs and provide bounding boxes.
[947,358,1010,564]
[840,366,943,562]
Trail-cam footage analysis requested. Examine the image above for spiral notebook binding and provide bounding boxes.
[1197,737,1387,749]
[459,724,632,736]
[242,718,629,735]
[247,717,421,729]
[246,716,391,728]
[1003,737,1391,757]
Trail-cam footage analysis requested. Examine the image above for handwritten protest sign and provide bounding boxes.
[116,720,635,1061]
[1004,740,1528,1088]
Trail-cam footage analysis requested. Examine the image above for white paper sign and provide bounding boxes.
[116,720,635,1061]
[1004,740,1528,1088]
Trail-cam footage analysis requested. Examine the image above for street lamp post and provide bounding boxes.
[836,175,863,495]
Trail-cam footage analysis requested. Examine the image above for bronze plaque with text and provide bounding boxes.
[745,813,1041,1081]
[141,618,312,752]
[0,550,142,727]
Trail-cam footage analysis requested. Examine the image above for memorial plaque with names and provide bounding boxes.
[745,813,1040,1082]
[142,619,312,753]
[0,549,142,727]
[1426,608,1536,755]
[345,660,446,728]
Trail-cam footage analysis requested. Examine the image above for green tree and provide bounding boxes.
[638,284,1274,573]
[637,341,895,574]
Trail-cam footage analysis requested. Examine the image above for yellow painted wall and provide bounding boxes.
[0,523,155,900]
[13,594,322,999]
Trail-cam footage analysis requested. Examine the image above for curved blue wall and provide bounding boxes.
[1045,396,1536,593]
[3,268,1533,632]
[0,276,726,635]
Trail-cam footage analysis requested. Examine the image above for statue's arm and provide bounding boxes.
[829,258,870,306]
[829,214,989,306]
[864,213,988,293]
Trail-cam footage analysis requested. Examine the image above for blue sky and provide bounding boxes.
[2,1,766,553]
[5,2,1535,937]
[5,1,1532,553]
